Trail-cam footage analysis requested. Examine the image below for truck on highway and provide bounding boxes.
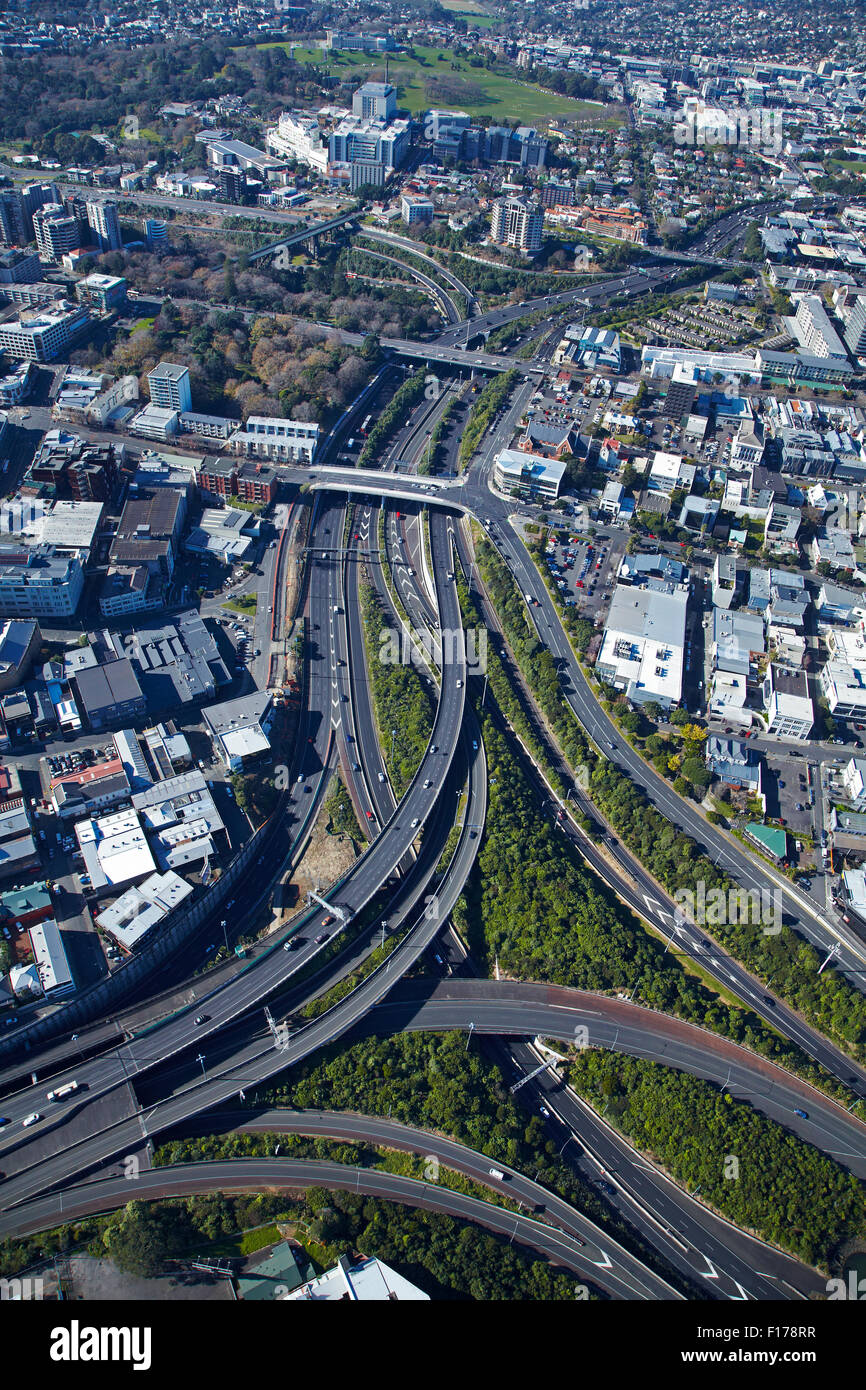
[46,1080,80,1102]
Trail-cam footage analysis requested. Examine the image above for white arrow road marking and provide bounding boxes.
[727,1282,750,1301]
[701,1258,719,1280]
[590,1249,613,1270]
[641,894,664,916]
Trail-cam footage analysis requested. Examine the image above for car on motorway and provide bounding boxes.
[0,1117,9,1129]
[411,817,420,828]
[794,1108,809,1120]
[22,1112,40,1127]
[194,1015,209,1026]
[378,772,385,783]
[297,774,305,784]
[456,679,463,688]
[315,933,329,944]
[762,995,776,1007]
[595,1179,616,1195]
[284,937,303,951]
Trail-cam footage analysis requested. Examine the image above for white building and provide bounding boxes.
[763,665,813,740]
[266,111,331,175]
[0,301,90,362]
[147,361,192,414]
[596,584,688,709]
[648,451,695,493]
[490,196,543,252]
[74,808,157,894]
[85,200,122,252]
[285,1254,429,1302]
[0,548,84,618]
[492,448,565,499]
[843,757,866,809]
[401,194,434,225]
[820,627,866,719]
[229,417,319,464]
[95,870,192,953]
[29,917,73,997]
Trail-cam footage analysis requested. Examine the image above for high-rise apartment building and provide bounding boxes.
[86,200,122,252]
[844,295,866,358]
[147,362,192,414]
[490,196,544,252]
[0,191,26,248]
[32,204,80,261]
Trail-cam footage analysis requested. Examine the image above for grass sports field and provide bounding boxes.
[248,42,624,127]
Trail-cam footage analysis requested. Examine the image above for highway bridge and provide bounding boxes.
[247,209,359,263]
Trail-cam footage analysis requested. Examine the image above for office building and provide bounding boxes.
[484,126,548,169]
[324,31,395,53]
[596,584,688,710]
[0,546,84,618]
[352,82,397,122]
[401,194,434,225]
[75,273,127,311]
[218,167,247,204]
[95,870,192,954]
[820,627,866,720]
[285,1254,429,1302]
[0,248,41,284]
[74,659,146,731]
[493,448,565,499]
[111,488,185,580]
[85,200,121,252]
[329,117,410,171]
[490,196,543,253]
[0,300,90,363]
[147,362,192,414]
[203,690,275,770]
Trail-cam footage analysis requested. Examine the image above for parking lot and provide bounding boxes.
[542,524,624,620]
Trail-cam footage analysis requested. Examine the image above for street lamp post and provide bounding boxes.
[196,1053,206,1080]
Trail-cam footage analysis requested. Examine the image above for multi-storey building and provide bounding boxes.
[329,117,410,171]
[0,301,90,362]
[764,664,814,739]
[32,204,80,261]
[85,200,121,252]
[0,248,40,284]
[490,196,544,252]
[0,191,26,248]
[484,126,547,169]
[229,417,319,465]
[843,295,866,358]
[352,82,396,122]
[147,362,192,414]
[0,546,84,618]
